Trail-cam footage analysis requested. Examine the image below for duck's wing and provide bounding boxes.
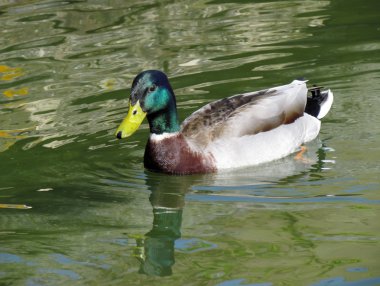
[181,80,308,148]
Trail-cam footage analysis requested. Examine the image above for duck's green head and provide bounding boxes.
[115,70,180,139]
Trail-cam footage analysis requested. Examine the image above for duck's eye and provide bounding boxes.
[149,84,157,92]
[132,110,137,115]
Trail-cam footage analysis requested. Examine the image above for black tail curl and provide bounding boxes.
[305,85,329,118]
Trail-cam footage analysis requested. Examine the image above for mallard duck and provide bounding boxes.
[115,70,333,175]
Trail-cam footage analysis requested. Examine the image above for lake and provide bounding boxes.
[0,0,379,285]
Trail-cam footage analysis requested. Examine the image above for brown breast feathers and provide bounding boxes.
[144,133,216,175]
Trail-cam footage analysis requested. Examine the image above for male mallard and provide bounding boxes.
[115,70,333,175]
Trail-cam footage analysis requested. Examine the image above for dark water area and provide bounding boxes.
[0,0,379,285]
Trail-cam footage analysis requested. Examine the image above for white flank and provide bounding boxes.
[206,114,321,170]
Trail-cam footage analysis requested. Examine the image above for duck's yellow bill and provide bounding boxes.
[115,100,146,139]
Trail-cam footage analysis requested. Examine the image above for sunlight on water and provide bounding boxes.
[1,0,380,285]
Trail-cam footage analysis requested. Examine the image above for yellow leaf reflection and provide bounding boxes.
[0,65,24,81]
[3,87,29,98]
[0,130,26,139]
[0,65,11,72]
[99,78,117,90]
[1,71,24,81]
[0,131,11,138]
[0,128,32,152]
[0,203,32,209]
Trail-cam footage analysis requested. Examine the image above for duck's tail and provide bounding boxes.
[305,85,333,119]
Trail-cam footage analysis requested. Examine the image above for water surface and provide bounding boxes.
[0,0,379,285]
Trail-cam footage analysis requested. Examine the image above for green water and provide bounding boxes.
[1,0,379,285]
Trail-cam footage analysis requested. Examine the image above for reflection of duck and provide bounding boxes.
[116,70,333,175]
[137,175,186,276]
[138,193,183,276]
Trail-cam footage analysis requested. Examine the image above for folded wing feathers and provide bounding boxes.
[181,80,308,148]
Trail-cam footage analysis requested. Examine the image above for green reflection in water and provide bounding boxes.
[137,188,184,276]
